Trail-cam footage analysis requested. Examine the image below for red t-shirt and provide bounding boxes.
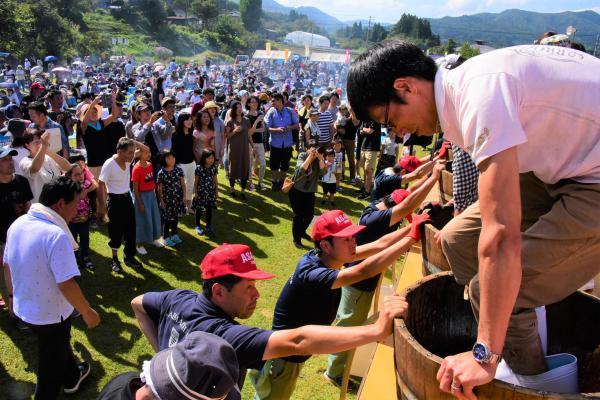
[131,162,155,192]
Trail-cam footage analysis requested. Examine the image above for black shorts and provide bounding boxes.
[269,147,293,172]
[322,182,337,195]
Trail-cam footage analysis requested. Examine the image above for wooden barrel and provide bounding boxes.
[421,224,451,276]
[394,272,600,399]
[439,170,454,204]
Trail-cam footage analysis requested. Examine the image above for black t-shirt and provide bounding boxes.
[104,120,126,161]
[272,250,340,363]
[246,112,264,144]
[96,372,142,400]
[142,290,273,375]
[351,204,400,291]
[0,175,33,243]
[360,122,382,151]
[341,119,359,141]
[171,130,195,164]
[371,169,404,201]
[81,120,107,167]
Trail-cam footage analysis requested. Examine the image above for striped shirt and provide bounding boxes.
[316,111,333,144]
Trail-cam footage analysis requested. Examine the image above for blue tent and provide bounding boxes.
[44,55,57,62]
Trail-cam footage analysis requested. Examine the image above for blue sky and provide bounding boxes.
[276,0,600,23]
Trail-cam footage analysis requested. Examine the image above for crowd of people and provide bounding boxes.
[1,30,599,400]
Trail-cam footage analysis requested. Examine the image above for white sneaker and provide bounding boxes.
[136,246,147,255]
[153,239,165,248]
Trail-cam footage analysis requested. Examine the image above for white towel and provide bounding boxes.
[28,203,79,251]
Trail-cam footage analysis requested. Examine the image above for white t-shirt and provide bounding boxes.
[11,147,29,176]
[19,155,61,203]
[99,157,131,194]
[436,45,600,184]
[381,136,399,156]
[4,214,80,325]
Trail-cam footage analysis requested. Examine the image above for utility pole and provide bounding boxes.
[594,33,600,58]
[366,16,372,47]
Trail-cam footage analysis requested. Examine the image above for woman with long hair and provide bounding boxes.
[193,109,215,162]
[151,76,165,112]
[224,101,251,199]
[172,112,196,212]
[246,96,266,190]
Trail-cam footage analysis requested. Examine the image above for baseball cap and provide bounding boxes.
[200,243,275,280]
[391,189,410,205]
[149,331,240,400]
[399,155,422,173]
[0,119,27,137]
[309,109,320,116]
[258,93,269,102]
[0,148,17,159]
[311,210,365,242]
[30,82,45,91]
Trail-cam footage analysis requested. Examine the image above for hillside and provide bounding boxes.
[261,0,346,32]
[428,9,600,50]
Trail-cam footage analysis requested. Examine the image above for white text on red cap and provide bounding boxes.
[335,214,349,225]
[241,251,255,264]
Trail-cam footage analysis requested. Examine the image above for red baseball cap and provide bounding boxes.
[200,244,275,280]
[391,189,413,222]
[399,155,422,172]
[391,189,410,204]
[311,210,365,242]
[30,82,45,91]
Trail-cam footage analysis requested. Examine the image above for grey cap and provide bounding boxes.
[150,332,240,400]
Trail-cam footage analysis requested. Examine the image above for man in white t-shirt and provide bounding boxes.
[98,137,149,273]
[3,176,100,398]
[19,128,71,202]
[347,41,600,396]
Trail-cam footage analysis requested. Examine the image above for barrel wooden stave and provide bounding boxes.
[394,272,600,399]
[421,224,451,276]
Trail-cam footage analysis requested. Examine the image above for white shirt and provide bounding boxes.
[382,136,399,156]
[10,147,29,176]
[4,214,80,325]
[436,45,600,184]
[19,155,61,203]
[124,63,133,75]
[99,157,131,194]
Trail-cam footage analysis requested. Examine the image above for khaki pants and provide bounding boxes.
[249,358,304,400]
[440,173,600,374]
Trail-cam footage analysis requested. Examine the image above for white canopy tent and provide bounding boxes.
[252,50,288,61]
[285,31,331,48]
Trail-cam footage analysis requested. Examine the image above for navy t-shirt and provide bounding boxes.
[371,169,404,201]
[142,290,273,373]
[272,250,340,363]
[350,204,401,291]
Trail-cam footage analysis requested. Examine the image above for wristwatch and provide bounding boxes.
[472,342,502,364]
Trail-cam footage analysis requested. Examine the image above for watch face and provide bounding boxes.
[473,343,487,361]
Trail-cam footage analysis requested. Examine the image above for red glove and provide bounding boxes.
[409,213,431,242]
[438,141,452,159]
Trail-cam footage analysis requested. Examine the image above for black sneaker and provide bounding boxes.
[111,259,123,273]
[64,362,91,394]
[357,191,370,200]
[321,200,326,205]
[330,201,335,206]
[12,317,30,331]
[124,257,143,268]
[323,372,359,391]
[293,241,303,249]
[301,232,312,242]
[82,257,95,271]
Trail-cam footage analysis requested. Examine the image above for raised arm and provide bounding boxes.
[262,294,407,360]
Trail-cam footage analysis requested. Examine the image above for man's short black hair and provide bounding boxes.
[347,41,438,122]
[314,236,334,254]
[28,101,48,115]
[68,154,86,163]
[39,176,82,207]
[47,90,62,100]
[318,94,330,104]
[202,275,243,299]
[202,87,215,96]
[116,137,134,152]
[271,93,284,102]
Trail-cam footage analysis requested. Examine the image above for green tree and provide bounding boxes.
[240,0,262,32]
[445,38,457,54]
[192,0,219,28]
[131,0,168,28]
[458,42,480,59]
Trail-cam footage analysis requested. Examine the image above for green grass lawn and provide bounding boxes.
[0,164,376,400]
